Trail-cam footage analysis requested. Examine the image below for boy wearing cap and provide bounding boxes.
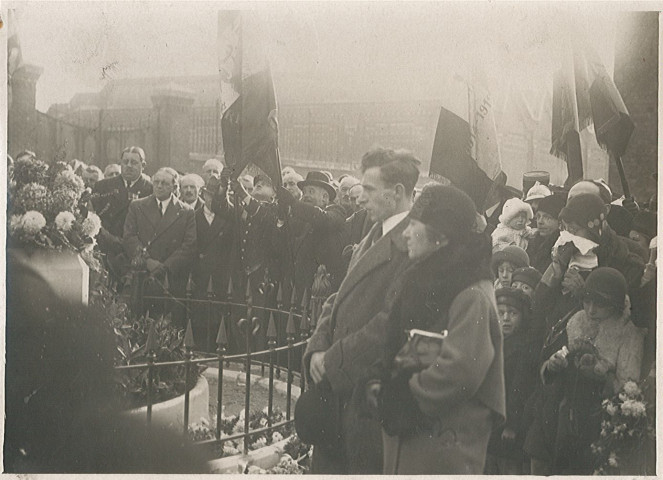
[486,287,536,475]
[511,266,542,299]
[491,245,530,289]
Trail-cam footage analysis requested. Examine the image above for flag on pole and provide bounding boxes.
[7,9,24,110]
[551,44,633,186]
[550,50,585,186]
[218,11,282,186]
[430,76,505,211]
[585,46,634,158]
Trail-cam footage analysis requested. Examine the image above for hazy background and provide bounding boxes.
[10,1,625,115]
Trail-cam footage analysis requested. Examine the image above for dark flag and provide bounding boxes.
[585,46,634,158]
[429,107,503,209]
[550,51,585,186]
[218,11,282,186]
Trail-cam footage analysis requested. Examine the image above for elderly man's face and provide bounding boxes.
[180,178,201,205]
[153,171,176,201]
[302,185,328,208]
[203,163,223,183]
[105,165,121,178]
[120,152,143,183]
[283,175,303,200]
[338,177,359,209]
[348,184,363,212]
[82,170,101,188]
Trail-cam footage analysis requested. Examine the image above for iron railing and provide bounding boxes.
[113,271,325,457]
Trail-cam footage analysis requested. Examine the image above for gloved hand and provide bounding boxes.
[553,241,579,270]
[276,186,296,209]
[622,196,640,216]
[546,348,569,373]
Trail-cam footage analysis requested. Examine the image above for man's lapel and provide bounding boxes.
[335,218,408,305]
[155,198,182,238]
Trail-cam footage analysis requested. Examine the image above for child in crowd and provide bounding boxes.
[511,266,542,299]
[492,198,535,252]
[485,287,535,475]
[526,194,565,274]
[491,245,530,289]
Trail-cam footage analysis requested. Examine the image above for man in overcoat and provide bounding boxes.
[276,170,347,307]
[303,148,420,474]
[123,167,197,326]
[92,146,153,281]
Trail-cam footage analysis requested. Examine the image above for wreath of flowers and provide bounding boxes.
[7,156,103,271]
[591,380,654,475]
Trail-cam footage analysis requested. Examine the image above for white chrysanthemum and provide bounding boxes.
[623,381,641,397]
[223,444,240,456]
[605,403,617,416]
[55,211,76,232]
[271,431,283,443]
[81,212,102,237]
[259,417,268,427]
[621,399,646,417]
[22,211,46,235]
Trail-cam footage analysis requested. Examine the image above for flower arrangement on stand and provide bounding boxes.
[591,380,655,475]
[7,156,103,272]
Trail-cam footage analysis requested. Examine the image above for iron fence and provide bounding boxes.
[113,270,325,457]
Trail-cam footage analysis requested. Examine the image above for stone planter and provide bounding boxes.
[121,374,209,431]
[11,247,90,305]
[204,368,301,474]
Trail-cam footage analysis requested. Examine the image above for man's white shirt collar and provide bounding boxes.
[157,195,173,215]
[382,211,409,236]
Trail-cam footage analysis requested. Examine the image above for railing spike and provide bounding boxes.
[186,273,195,293]
[184,319,195,349]
[276,282,283,304]
[216,315,228,346]
[162,271,170,292]
[226,275,234,297]
[286,309,297,336]
[207,276,215,295]
[267,312,277,339]
[300,288,309,310]
[245,277,252,304]
[289,285,297,308]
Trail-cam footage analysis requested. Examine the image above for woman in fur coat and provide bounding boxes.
[363,184,506,474]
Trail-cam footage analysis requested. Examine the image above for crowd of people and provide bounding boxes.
[6,145,657,474]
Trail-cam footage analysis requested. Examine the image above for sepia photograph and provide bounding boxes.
[3,1,659,474]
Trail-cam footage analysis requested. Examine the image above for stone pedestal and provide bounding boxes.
[26,249,90,306]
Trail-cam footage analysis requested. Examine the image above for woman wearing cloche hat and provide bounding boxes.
[362,183,505,474]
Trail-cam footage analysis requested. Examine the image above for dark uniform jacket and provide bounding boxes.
[92,173,153,253]
[284,201,346,304]
[191,200,235,297]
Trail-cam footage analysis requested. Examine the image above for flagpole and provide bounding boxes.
[611,151,631,198]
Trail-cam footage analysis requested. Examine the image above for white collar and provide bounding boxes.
[157,194,173,211]
[382,211,409,236]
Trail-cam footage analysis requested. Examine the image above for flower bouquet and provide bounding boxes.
[8,156,104,271]
[591,380,654,475]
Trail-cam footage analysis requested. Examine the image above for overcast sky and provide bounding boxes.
[9,1,632,113]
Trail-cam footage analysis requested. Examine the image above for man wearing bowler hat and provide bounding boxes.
[276,170,346,305]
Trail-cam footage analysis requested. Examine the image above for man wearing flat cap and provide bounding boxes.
[276,170,346,305]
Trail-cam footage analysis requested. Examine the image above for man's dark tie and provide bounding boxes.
[158,201,163,217]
